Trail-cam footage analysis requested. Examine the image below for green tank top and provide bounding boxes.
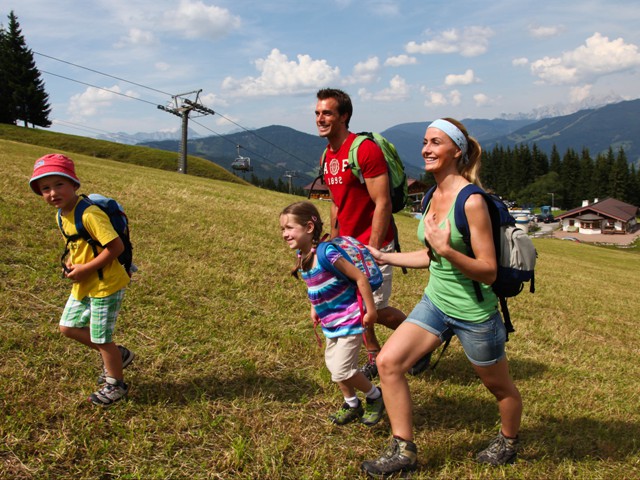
[417,193,497,322]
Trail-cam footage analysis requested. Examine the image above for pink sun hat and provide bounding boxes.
[29,153,81,195]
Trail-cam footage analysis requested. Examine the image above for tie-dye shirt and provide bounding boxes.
[301,244,365,338]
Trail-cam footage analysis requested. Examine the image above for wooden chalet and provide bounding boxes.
[303,178,431,207]
[556,198,639,234]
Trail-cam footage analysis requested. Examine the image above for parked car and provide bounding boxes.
[543,214,554,223]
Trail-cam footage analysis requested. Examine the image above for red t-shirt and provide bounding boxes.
[323,133,394,246]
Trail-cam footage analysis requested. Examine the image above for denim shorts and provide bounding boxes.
[405,294,506,366]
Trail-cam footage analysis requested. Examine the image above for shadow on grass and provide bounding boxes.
[133,371,320,405]
[521,415,640,462]
[417,349,548,385]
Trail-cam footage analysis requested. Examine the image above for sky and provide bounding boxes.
[5,0,640,139]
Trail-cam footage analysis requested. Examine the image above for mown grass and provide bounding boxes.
[1,139,640,479]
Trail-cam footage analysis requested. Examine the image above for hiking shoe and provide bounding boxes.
[329,400,364,425]
[97,345,135,385]
[476,431,519,465]
[360,358,379,380]
[361,390,385,426]
[88,377,129,407]
[361,437,418,478]
[408,352,432,375]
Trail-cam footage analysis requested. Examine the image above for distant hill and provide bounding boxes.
[483,99,640,164]
[142,98,640,186]
[145,125,327,186]
[96,127,203,145]
[380,118,535,177]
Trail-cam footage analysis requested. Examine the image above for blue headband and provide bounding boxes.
[428,119,468,163]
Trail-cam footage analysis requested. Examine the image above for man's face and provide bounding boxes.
[315,97,347,140]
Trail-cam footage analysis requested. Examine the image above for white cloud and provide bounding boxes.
[115,28,156,48]
[512,57,529,67]
[473,93,492,106]
[444,69,476,86]
[406,26,494,57]
[569,84,593,103]
[163,0,241,40]
[530,32,640,84]
[200,92,229,109]
[155,62,171,72]
[424,91,447,107]
[449,89,461,106]
[359,75,410,102]
[346,57,381,84]
[529,24,564,38]
[384,54,417,67]
[422,88,461,107]
[221,48,340,96]
[68,85,138,119]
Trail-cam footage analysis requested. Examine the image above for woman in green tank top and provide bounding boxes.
[361,119,523,477]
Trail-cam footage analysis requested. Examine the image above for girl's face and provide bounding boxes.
[421,127,462,174]
[37,175,79,213]
[280,214,314,252]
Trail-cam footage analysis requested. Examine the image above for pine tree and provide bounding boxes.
[1,11,51,127]
[610,147,631,202]
[0,22,12,123]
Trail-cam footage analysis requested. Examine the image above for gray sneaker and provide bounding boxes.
[476,431,519,465]
[97,345,135,385]
[329,400,363,425]
[88,377,129,407]
[361,389,385,426]
[361,436,418,478]
[360,358,378,380]
[408,352,432,375]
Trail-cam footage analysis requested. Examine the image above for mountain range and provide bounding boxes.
[141,98,640,187]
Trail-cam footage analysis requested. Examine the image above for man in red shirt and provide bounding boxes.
[315,88,421,379]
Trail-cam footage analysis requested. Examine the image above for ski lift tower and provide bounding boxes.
[283,170,298,194]
[157,89,215,174]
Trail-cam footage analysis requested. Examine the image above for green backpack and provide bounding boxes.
[321,132,409,213]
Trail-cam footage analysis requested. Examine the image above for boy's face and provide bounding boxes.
[37,175,79,212]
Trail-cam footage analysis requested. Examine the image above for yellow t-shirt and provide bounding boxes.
[59,198,130,300]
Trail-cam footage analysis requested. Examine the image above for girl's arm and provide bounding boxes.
[425,194,497,285]
[65,237,124,282]
[367,245,432,269]
[332,257,378,327]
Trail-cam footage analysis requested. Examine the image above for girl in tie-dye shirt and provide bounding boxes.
[280,201,385,427]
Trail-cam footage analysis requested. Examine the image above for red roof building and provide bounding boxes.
[556,198,639,235]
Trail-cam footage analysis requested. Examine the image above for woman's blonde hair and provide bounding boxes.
[442,117,484,188]
[280,201,324,277]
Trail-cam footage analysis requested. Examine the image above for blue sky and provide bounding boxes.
[7,0,640,138]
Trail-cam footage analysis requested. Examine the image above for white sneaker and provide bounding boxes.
[89,377,129,406]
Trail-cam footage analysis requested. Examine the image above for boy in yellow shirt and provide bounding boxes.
[30,154,134,406]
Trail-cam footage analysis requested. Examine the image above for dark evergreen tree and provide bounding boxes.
[576,147,594,204]
[628,164,640,207]
[559,148,580,209]
[0,22,12,123]
[1,11,51,127]
[549,145,561,174]
[610,147,631,202]
[530,143,549,180]
[593,149,614,201]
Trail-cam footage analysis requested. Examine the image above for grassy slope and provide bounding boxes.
[0,124,248,186]
[1,139,639,479]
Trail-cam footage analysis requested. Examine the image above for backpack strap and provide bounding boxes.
[57,194,105,281]
[421,185,437,213]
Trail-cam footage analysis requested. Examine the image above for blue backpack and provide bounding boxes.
[57,193,134,279]
[316,236,383,292]
[421,184,537,339]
